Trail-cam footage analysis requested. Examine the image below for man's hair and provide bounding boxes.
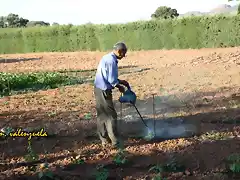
[113,42,127,51]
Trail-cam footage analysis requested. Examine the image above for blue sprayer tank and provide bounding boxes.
[119,87,137,105]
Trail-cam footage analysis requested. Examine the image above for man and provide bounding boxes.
[94,42,130,148]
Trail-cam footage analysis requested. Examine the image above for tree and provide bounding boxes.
[0,16,6,28]
[237,3,240,14]
[151,6,179,19]
[228,0,240,15]
[5,13,29,27]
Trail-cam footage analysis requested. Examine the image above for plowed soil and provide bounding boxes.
[0,47,240,180]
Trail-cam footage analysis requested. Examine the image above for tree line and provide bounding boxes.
[1,2,240,29]
[0,13,60,28]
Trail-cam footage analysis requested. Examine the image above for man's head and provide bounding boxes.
[113,42,127,60]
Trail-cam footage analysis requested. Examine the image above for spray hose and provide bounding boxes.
[119,86,152,130]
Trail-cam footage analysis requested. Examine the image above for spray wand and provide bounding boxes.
[119,86,155,140]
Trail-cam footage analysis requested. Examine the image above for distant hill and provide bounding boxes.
[180,4,238,17]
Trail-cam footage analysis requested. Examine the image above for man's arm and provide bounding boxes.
[106,60,120,88]
[106,60,129,92]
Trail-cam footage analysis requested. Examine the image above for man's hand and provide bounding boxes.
[116,84,125,93]
[119,79,130,88]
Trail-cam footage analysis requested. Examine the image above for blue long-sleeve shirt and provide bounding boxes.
[94,52,119,90]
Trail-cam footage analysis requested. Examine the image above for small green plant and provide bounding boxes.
[149,164,164,173]
[37,162,56,180]
[113,149,127,165]
[164,156,186,173]
[151,175,167,180]
[38,169,54,180]
[149,164,166,180]
[199,131,232,141]
[95,164,109,180]
[24,140,39,171]
[47,111,57,117]
[3,101,9,105]
[84,112,92,120]
[70,155,85,165]
[227,153,240,173]
[149,157,186,180]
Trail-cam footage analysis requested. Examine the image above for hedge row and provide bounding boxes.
[0,15,240,54]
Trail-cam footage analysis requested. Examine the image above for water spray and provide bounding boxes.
[119,86,155,140]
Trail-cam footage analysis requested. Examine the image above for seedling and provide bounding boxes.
[70,155,85,164]
[24,140,39,171]
[84,112,92,120]
[38,169,54,180]
[144,129,155,141]
[113,149,127,165]
[47,111,57,117]
[149,164,166,180]
[149,164,164,174]
[95,164,109,180]
[227,153,240,173]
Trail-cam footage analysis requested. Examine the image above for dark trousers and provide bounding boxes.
[94,87,119,145]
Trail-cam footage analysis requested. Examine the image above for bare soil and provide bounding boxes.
[0,47,240,180]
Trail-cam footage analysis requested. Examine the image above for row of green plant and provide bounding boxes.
[1,15,240,54]
[18,137,240,180]
[30,145,240,180]
[0,72,83,96]
[2,126,240,179]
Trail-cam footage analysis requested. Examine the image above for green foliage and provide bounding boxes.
[94,165,109,180]
[4,13,29,28]
[70,155,85,165]
[151,6,179,19]
[227,154,240,173]
[38,170,54,180]
[84,112,92,120]
[1,15,240,53]
[113,149,127,165]
[0,72,83,96]
[24,140,39,171]
[0,13,50,28]
[238,4,240,15]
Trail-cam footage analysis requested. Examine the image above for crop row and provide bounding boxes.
[0,72,83,96]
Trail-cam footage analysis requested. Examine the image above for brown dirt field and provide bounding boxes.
[0,47,240,180]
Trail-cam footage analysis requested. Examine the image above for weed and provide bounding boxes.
[227,153,240,173]
[229,100,240,109]
[47,111,57,117]
[95,164,109,180]
[199,131,233,141]
[24,140,39,171]
[113,149,127,165]
[38,168,54,180]
[149,164,166,180]
[144,129,155,141]
[84,112,92,120]
[164,156,186,173]
[149,157,186,180]
[3,101,9,105]
[149,164,164,173]
[151,175,167,180]
[70,155,85,165]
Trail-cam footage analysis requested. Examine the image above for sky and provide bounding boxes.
[0,0,238,25]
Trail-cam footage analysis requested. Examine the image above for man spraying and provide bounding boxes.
[94,42,130,148]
